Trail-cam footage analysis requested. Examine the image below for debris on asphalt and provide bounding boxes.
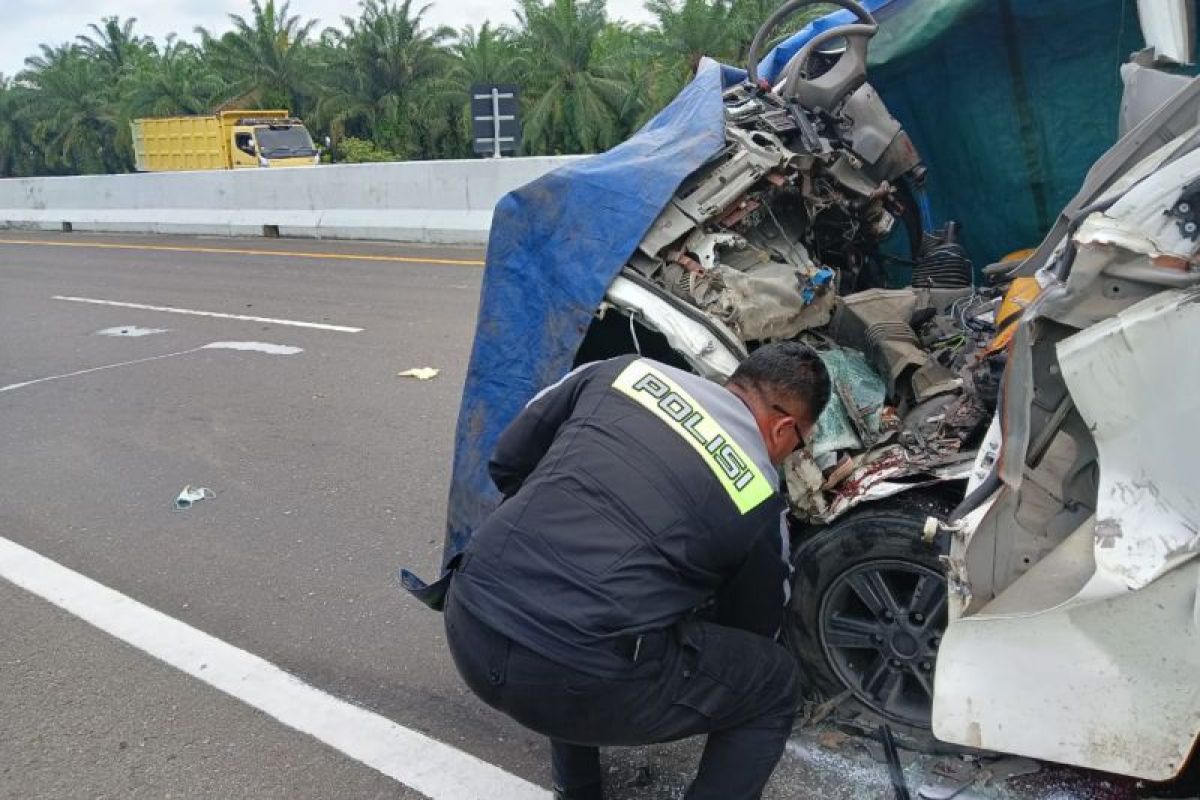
[818,729,853,751]
[982,757,1042,785]
[917,758,989,800]
[781,722,1139,800]
[798,688,853,727]
[173,485,215,511]
[629,764,655,789]
[916,777,975,799]
[397,367,440,380]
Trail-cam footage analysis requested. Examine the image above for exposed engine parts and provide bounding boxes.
[627,40,927,347]
[609,3,1020,524]
[914,223,974,289]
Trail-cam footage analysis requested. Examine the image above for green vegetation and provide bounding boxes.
[0,0,829,176]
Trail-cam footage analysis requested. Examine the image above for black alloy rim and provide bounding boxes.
[817,559,948,727]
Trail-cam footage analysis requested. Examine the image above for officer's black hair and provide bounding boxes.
[727,341,831,423]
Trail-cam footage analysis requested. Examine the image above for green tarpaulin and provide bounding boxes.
[864,0,1148,265]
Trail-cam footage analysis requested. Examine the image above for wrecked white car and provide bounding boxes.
[430,0,1199,787]
[575,0,1199,784]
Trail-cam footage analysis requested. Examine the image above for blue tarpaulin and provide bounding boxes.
[430,0,1148,572]
[439,60,728,568]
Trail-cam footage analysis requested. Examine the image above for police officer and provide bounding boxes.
[444,342,830,800]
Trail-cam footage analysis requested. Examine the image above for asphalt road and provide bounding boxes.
[0,232,1132,800]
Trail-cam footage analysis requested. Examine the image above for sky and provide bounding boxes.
[0,0,658,79]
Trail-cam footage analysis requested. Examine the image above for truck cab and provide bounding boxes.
[222,112,319,169]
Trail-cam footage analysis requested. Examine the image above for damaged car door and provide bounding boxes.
[930,65,1200,783]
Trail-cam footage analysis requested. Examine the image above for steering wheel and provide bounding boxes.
[746,0,878,110]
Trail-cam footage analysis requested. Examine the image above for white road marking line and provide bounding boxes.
[203,341,304,355]
[53,295,363,334]
[0,536,549,800]
[0,342,303,394]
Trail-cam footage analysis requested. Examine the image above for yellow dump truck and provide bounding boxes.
[130,110,320,172]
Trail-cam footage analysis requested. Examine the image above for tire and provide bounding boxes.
[786,492,958,751]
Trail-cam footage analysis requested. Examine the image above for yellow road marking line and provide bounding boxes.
[0,238,485,266]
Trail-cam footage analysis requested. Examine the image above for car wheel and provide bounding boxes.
[787,493,957,750]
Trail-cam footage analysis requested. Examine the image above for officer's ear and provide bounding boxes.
[768,413,793,442]
[759,408,794,466]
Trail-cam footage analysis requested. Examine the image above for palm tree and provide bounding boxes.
[18,45,128,174]
[514,0,631,154]
[21,42,81,74]
[450,23,525,87]
[592,21,673,134]
[0,74,60,178]
[728,0,833,64]
[196,0,319,112]
[121,36,228,117]
[317,0,454,158]
[77,16,150,75]
[645,0,738,72]
[633,0,760,130]
[0,75,29,176]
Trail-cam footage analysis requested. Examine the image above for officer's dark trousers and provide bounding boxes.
[444,587,801,800]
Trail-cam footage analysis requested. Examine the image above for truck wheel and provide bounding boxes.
[787,494,957,750]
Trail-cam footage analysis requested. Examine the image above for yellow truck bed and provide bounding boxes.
[131,116,227,172]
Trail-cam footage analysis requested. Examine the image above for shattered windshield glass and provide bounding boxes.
[254,125,316,158]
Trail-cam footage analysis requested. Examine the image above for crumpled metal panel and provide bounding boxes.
[1057,287,1200,592]
[933,558,1200,781]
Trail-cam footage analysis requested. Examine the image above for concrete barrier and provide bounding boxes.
[0,157,579,245]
